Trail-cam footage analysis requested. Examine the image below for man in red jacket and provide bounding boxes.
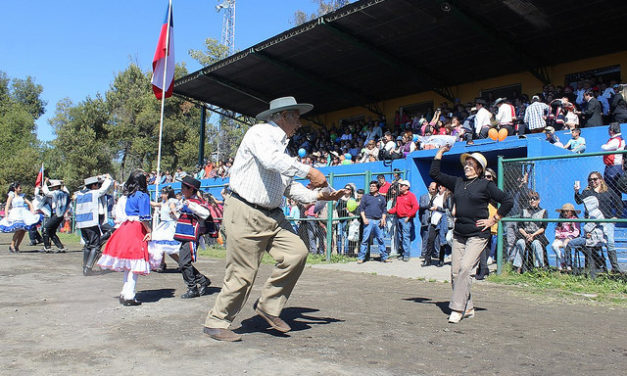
[388,180,419,261]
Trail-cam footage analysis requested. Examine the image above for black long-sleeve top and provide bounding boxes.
[430,159,514,238]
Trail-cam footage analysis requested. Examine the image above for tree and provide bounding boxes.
[292,0,351,25]
[0,71,43,196]
[188,38,230,67]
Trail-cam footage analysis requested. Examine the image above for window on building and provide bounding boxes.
[565,65,621,88]
[480,84,522,102]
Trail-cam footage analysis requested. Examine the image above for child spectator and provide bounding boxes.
[562,128,586,154]
[551,203,580,271]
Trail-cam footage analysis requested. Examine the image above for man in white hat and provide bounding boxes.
[40,178,70,253]
[203,97,348,342]
[75,174,113,275]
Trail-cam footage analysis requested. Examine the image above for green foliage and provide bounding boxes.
[189,38,230,67]
[292,0,351,25]
[0,72,43,195]
[490,264,627,305]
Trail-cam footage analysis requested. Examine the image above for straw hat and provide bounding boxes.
[256,96,313,121]
[460,152,487,171]
[556,203,581,214]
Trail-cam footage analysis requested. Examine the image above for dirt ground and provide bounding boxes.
[1,234,626,376]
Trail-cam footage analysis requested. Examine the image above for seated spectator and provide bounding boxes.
[511,190,548,273]
[544,126,563,147]
[551,203,580,271]
[564,222,606,278]
[359,140,379,163]
[563,127,586,154]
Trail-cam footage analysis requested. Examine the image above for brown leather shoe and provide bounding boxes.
[202,326,242,342]
[254,301,291,333]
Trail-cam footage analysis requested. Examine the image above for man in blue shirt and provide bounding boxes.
[357,180,390,263]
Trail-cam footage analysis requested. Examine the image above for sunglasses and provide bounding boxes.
[485,174,493,179]
[588,177,600,182]
[529,197,539,201]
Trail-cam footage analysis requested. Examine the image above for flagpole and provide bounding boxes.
[155,0,172,205]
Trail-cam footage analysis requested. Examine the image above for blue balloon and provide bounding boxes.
[345,153,352,160]
[298,148,306,158]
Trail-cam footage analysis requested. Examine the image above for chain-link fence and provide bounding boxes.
[497,150,627,278]
[184,171,407,261]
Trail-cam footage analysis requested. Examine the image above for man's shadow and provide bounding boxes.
[403,297,486,314]
[236,307,344,337]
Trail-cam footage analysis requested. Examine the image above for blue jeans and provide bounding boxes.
[512,239,545,268]
[358,220,387,261]
[336,220,349,255]
[602,223,620,271]
[564,236,586,268]
[396,217,413,259]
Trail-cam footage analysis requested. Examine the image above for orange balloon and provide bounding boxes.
[498,128,508,141]
[488,128,499,141]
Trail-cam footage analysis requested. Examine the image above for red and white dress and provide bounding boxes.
[97,192,152,275]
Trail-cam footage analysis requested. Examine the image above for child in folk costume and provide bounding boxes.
[148,186,181,272]
[175,176,212,299]
[0,182,42,253]
[97,170,153,306]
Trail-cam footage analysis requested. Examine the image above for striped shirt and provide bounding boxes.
[229,121,318,209]
[523,101,550,130]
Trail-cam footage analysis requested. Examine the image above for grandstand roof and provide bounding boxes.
[174,0,626,119]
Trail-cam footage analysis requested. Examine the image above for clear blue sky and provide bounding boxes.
[0,0,326,142]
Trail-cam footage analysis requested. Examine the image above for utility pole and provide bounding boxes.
[215,0,236,162]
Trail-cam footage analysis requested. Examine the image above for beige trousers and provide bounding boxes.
[204,196,308,329]
[449,234,488,312]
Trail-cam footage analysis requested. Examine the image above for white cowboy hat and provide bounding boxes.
[460,152,487,171]
[256,96,313,121]
[48,179,63,187]
[84,176,100,186]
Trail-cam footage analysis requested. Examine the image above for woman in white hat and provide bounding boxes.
[430,144,513,323]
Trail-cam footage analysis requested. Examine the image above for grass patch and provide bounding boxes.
[198,246,357,265]
[58,232,82,244]
[488,264,627,305]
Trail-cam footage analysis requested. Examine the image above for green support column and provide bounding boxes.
[497,156,504,275]
[198,106,206,167]
[326,172,334,262]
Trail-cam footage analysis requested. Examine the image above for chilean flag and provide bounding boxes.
[35,163,44,187]
[151,2,175,100]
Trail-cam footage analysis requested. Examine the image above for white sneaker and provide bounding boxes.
[487,256,494,265]
[448,311,463,323]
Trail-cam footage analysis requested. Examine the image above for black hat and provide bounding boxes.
[475,98,487,106]
[182,176,201,191]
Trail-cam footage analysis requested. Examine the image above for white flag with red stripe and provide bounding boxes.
[151,2,175,99]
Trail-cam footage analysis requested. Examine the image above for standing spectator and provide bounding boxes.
[419,182,438,258]
[600,122,625,196]
[610,84,627,123]
[357,180,389,264]
[563,127,586,154]
[511,191,549,273]
[563,102,580,130]
[551,203,580,271]
[582,90,603,127]
[474,99,492,138]
[377,174,391,195]
[286,199,301,233]
[522,95,550,134]
[495,98,516,135]
[430,146,513,323]
[387,179,418,261]
[422,184,453,267]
